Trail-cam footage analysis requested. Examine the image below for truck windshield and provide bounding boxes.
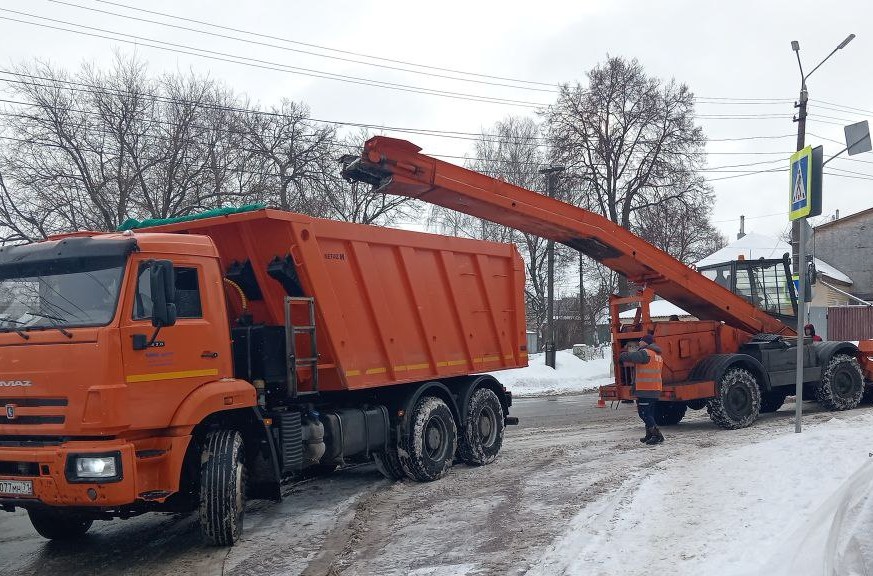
[0,258,125,330]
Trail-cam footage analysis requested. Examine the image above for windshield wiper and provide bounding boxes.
[0,316,30,340]
[25,312,73,339]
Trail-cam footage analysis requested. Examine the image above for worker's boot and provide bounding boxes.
[646,427,665,445]
[639,427,653,443]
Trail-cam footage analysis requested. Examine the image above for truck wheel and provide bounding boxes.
[27,509,92,540]
[654,401,687,426]
[373,441,405,481]
[399,396,457,482]
[759,390,788,413]
[200,430,247,546]
[707,368,761,429]
[816,354,864,411]
[458,387,505,465]
[862,384,873,405]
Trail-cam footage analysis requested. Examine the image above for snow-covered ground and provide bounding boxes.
[489,349,613,397]
[532,410,873,576]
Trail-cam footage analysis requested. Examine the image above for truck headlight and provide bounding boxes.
[65,452,122,482]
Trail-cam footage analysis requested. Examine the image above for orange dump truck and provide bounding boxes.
[0,208,525,544]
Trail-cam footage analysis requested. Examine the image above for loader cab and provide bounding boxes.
[698,255,797,325]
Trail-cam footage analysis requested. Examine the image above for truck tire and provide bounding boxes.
[399,396,457,482]
[373,442,405,481]
[654,401,687,426]
[707,367,761,429]
[759,390,788,413]
[27,509,92,540]
[458,387,505,465]
[816,354,864,411]
[200,430,247,546]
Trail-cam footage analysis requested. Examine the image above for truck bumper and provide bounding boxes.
[599,381,717,402]
[0,435,191,509]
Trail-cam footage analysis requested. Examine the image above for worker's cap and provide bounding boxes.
[640,334,654,345]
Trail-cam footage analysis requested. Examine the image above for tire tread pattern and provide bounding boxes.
[199,429,246,546]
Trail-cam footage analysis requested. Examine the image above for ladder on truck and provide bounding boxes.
[284,296,319,398]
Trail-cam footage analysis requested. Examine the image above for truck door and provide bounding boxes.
[120,257,232,429]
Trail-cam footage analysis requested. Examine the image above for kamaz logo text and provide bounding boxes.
[0,380,32,387]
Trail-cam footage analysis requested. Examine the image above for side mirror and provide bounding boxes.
[149,260,177,328]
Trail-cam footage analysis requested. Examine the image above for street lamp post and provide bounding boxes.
[789,34,854,433]
[539,165,565,369]
[790,34,855,269]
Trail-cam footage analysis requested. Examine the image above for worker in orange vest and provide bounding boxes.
[619,334,665,445]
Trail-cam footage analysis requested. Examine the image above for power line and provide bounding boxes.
[0,74,806,149]
[46,0,557,94]
[0,10,547,108]
[89,0,555,88]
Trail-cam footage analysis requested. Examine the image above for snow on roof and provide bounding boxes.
[695,232,852,285]
[618,299,690,319]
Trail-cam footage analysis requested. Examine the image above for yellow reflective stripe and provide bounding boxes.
[126,368,219,383]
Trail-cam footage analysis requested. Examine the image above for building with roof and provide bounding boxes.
[812,208,873,302]
[695,232,854,308]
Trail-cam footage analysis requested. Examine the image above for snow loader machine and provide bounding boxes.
[342,136,873,430]
[0,207,525,545]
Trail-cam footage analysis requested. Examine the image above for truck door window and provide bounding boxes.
[134,266,203,320]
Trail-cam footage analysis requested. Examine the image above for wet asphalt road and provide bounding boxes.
[0,394,812,575]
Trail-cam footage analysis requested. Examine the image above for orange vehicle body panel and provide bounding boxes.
[138,209,528,393]
[0,212,525,510]
[0,233,252,507]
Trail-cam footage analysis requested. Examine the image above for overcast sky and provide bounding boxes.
[1,0,871,244]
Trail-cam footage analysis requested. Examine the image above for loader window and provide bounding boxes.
[134,266,202,320]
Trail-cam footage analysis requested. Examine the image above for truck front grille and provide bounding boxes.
[0,397,68,426]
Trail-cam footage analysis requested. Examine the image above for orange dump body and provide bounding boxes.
[141,209,528,392]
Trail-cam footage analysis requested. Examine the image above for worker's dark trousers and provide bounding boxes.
[637,398,657,428]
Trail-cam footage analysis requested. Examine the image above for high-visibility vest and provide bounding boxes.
[635,348,663,392]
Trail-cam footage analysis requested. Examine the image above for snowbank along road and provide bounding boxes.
[1,395,872,576]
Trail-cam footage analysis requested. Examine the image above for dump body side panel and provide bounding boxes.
[138,210,527,392]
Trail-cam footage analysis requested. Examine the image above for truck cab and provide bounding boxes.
[0,232,256,542]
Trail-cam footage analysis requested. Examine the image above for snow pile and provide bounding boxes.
[487,349,613,397]
[533,412,873,576]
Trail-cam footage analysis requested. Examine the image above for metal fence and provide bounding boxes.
[827,306,873,341]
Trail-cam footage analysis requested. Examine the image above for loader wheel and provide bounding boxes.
[816,354,864,411]
[707,368,761,429]
[28,509,93,540]
[654,401,687,426]
[200,430,247,546]
[458,387,505,466]
[373,440,405,481]
[759,390,789,413]
[399,396,457,482]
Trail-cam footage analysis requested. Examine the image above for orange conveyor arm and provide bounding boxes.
[343,136,794,336]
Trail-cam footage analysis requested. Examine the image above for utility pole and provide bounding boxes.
[789,34,854,433]
[539,165,565,369]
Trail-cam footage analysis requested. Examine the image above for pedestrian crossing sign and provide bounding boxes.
[789,146,822,221]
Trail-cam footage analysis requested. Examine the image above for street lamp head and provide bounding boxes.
[837,34,856,49]
[791,40,800,52]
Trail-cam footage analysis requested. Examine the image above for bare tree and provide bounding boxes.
[546,56,709,295]
[322,130,417,225]
[634,190,728,263]
[236,99,336,216]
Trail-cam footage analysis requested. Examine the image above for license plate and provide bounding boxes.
[0,479,33,496]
